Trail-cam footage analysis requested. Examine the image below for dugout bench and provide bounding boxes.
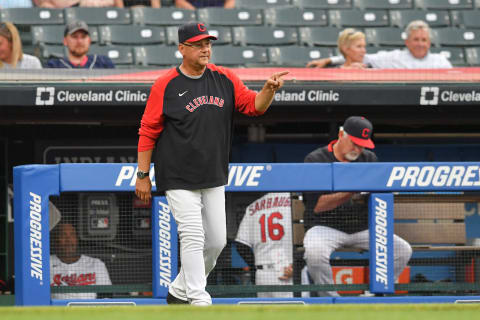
[292,193,480,295]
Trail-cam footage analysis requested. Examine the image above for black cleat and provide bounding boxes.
[167,292,189,304]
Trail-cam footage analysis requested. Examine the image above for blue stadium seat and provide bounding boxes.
[131,7,196,26]
[264,7,328,27]
[329,9,390,28]
[451,11,480,29]
[268,46,333,66]
[432,28,480,47]
[31,25,99,45]
[354,0,413,9]
[299,26,342,47]
[64,7,131,25]
[0,8,64,25]
[134,45,183,67]
[235,0,292,8]
[365,27,406,47]
[430,47,466,66]
[233,26,298,46]
[89,45,134,66]
[98,25,166,45]
[390,10,451,28]
[414,0,473,10]
[196,8,263,26]
[292,0,352,9]
[210,45,268,67]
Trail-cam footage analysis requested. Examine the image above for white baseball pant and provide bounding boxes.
[166,186,226,305]
[303,226,412,297]
[255,267,293,298]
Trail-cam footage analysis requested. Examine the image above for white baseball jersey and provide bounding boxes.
[236,192,293,297]
[50,254,112,299]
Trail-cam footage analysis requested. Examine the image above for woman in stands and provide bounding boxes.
[0,22,42,69]
[34,0,120,8]
[336,28,368,69]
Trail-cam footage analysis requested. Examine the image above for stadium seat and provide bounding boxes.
[354,0,413,9]
[329,9,390,28]
[98,25,166,45]
[414,0,473,10]
[210,45,268,67]
[264,7,328,27]
[365,27,406,47]
[196,8,263,26]
[233,26,298,46]
[451,11,480,29]
[206,26,233,45]
[134,45,183,67]
[235,0,292,8]
[89,45,134,66]
[465,47,480,65]
[299,26,342,47]
[34,44,66,60]
[165,25,232,45]
[131,7,196,26]
[31,25,99,45]
[390,10,451,28]
[430,47,466,66]
[292,0,352,9]
[268,46,333,66]
[0,8,64,25]
[64,7,131,25]
[431,28,480,47]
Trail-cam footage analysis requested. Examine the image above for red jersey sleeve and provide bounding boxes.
[220,66,262,116]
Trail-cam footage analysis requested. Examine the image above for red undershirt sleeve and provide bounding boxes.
[138,83,165,152]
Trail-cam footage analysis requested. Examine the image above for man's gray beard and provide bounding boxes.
[345,151,360,161]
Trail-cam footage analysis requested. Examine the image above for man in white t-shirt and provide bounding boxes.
[50,223,111,299]
[235,192,294,298]
[307,20,452,69]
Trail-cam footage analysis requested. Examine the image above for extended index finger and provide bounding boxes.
[274,71,289,79]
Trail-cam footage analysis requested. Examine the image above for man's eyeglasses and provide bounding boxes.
[181,41,212,49]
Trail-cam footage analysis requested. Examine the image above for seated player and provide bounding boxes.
[235,192,294,298]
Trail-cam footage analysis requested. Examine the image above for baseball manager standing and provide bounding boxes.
[135,22,288,306]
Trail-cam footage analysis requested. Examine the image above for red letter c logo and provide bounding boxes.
[362,128,370,138]
[198,23,206,32]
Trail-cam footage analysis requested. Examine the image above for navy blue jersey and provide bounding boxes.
[46,54,115,69]
[303,140,378,234]
[139,64,261,192]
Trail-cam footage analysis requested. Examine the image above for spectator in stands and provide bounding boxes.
[0,22,42,69]
[115,0,161,7]
[335,28,367,69]
[46,21,115,69]
[307,20,452,69]
[175,0,235,10]
[50,222,112,299]
[0,0,33,8]
[34,0,121,8]
[302,116,412,297]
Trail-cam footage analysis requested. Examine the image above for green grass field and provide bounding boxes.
[2,304,480,320]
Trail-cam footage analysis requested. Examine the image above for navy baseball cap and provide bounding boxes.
[178,22,217,43]
[343,116,375,149]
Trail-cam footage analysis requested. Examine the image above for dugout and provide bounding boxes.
[4,68,480,301]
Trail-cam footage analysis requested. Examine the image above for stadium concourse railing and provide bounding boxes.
[13,162,480,306]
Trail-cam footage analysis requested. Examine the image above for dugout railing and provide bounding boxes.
[13,162,480,305]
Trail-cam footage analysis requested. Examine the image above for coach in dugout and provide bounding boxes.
[302,116,412,297]
[46,21,115,69]
[307,20,452,69]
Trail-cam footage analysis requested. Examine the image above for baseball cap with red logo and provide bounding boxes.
[178,22,217,43]
[343,116,375,149]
